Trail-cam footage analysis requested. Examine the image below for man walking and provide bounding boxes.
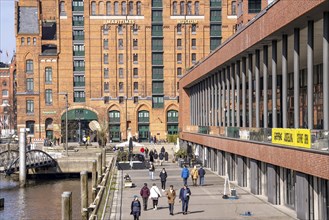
[166,185,176,215]
[181,165,190,186]
[149,162,155,180]
[191,166,199,186]
[179,184,191,215]
[198,166,206,186]
[140,183,150,211]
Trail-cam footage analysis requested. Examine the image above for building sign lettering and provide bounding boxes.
[177,20,198,24]
[105,20,135,24]
[272,128,311,149]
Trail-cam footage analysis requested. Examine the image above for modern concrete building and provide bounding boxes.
[179,0,329,219]
[15,0,237,142]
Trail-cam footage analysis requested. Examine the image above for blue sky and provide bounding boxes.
[0,0,15,64]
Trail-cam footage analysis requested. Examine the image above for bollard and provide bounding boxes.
[62,191,72,220]
[97,153,102,183]
[92,160,97,200]
[19,128,27,187]
[102,148,106,171]
[80,171,88,220]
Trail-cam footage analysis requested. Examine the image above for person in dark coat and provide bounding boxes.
[160,146,165,154]
[140,183,150,210]
[159,152,164,165]
[164,152,169,161]
[179,184,192,215]
[149,150,154,163]
[198,166,206,186]
[159,168,168,190]
[131,195,141,220]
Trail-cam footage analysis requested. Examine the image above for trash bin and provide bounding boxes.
[231,189,237,197]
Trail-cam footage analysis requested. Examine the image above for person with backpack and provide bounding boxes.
[130,195,141,220]
[149,162,155,180]
[159,152,164,166]
[198,166,206,186]
[181,165,190,186]
[140,183,150,211]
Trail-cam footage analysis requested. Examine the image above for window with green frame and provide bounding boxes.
[152,38,163,51]
[45,67,52,83]
[248,0,261,13]
[210,9,221,21]
[152,67,163,79]
[152,25,163,36]
[152,0,162,7]
[167,110,178,122]
[109,110,120,123]
[138,110,149,123]
[152,53,163,65]
[210,24,222,37]
[152,96,164,108]
[210,37,221,51]
[152,81,163,94]
[152,10,163,22]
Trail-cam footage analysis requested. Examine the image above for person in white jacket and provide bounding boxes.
[149,183,162,210]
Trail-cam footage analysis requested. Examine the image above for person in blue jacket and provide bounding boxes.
[179,184,192,215]
[181,165,190,186]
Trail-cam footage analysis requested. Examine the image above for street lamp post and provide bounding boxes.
[1,103,10,136]
[59,92,68,156]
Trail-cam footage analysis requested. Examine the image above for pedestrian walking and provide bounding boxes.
[198,166,206,186]
[149,162,155,180]
[140,183,150,211]
[154,151,159,165]
[130,195,141,220]
[161,146,165,154]
[159,152,164,166]
[159,168,167,191]
[179,184,191,215]
[145,147,149,159]
[166,185,176,216]
[181,165,190,186]
[164,151,169,161]
[191,166,199,186]
[149,150,154,163]
[149,183,162,210]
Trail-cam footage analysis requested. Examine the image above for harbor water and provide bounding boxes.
[0,174,92,220]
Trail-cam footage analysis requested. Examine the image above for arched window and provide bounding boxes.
[26,59,33,73]
[121,2,126,15]
[60,1,65,13]
[231,1,237,15]
[195,1,199,15]
[136,1,142,15]
[180,1,185,15]
[114,1,119,15]
[91,1,96,15]
[128,1,133,15]
[21,37,25,45]
[187,1,192,15]
[106,1,111,15]
[99,1,105,15]
[173,1,177,15]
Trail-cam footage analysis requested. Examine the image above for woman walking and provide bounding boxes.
[149,183,162,210]
[159,168,168,191]
[130,195,141,220]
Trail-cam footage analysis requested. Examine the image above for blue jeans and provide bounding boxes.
[199,176,205,185]
[169,203,174,214]
[183,178,188,185]
[182,199,189,213]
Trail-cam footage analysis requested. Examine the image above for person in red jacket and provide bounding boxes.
[140,183,150,211]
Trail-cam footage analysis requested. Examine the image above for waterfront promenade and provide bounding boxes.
[108,146,297,220]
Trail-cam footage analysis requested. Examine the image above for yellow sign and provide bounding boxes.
[177,20,198,24]
[272,128,311,149]
[105,20,135,24]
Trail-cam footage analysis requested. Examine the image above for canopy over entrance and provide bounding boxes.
[61,109,98,120]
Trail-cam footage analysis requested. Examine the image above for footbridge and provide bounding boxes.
[0,149,57,175]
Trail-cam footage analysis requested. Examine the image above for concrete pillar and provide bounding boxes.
[248,54,253,127]
[279,167,284,205]
[231,64,235,127]
[263,45,268,128]
[218,72,222,126]
[80,171,89,220]
[242,57,247,127]
[282,34,288,128]
[92,160,97,200]
[272,40,278,128]
[294,28,300,128]
[308,20,314,129]
[62,191,72,220]
[19,128,27,188]
[226,66,231,127]
[323,12,329,130]
[255,49,260,128]
[97,153,102,183]
[222,69,226,126]
[214,73,218,126]
[236,61,241,127]
[212,75,215,126]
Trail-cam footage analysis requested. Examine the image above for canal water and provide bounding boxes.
[0,174,92,219]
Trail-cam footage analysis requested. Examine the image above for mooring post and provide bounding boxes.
[80,171,88,220]
[92,160,97,200]
[19,128,27,187]
[97,153,102,183]
[61,191,72,220]
[102,148,106,171]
